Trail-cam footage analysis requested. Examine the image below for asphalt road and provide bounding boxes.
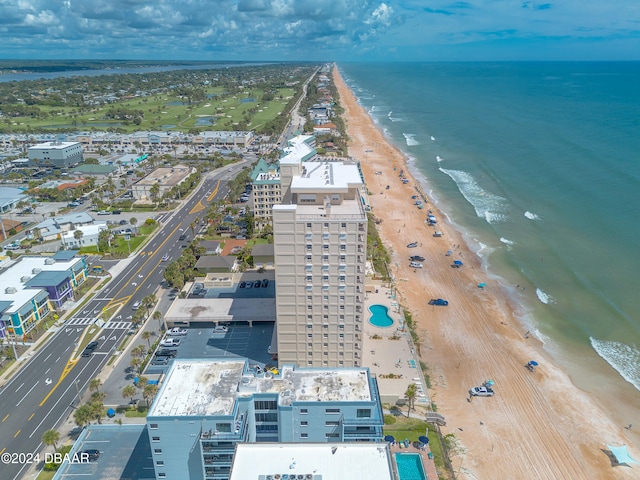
[0,162,246,480]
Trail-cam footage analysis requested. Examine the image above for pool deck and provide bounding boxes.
[363,280,439,479]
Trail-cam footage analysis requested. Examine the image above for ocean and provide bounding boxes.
[338,62,640,418]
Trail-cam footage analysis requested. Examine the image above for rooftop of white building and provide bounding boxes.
[29,141,80,150]
[229,443,395,480]
[0,255,82,313]
[280,135,316,166]
[290,161,362,193]
[148,359,373,418]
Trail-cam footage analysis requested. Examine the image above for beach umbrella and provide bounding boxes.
[453,260,463,267]
[529,360,539,367]
[418,435,429,444]
[107,408,116,418]
[484,380,494,387]
[477,283,486,289]
[384,435,395,443]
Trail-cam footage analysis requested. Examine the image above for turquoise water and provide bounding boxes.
[339,62,640,416]
[369,304,394,328]
[395,453,427,480]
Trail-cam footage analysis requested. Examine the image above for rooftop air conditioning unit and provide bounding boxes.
[21,276,31,283]
[5,287,17,294]
[32,268,42,274]
[44,258,56,265]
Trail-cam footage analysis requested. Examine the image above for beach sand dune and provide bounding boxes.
[333,65,635,480]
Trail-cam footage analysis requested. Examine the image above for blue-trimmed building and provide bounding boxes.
[146,358,383,480]
[0,252,87,339]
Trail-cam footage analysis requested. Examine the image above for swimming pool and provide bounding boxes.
[395,453,427,480]
[369,304,394,328]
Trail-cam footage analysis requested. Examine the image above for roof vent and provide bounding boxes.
[44,258,56,265]
[5,287,17,294]
[21,276,31,283]
[32,268,42,274]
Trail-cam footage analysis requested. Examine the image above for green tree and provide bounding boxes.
[153,311,164,332]
[143,384,159,406]
[122,384,137,404]
[42,429,60,452]
[405,384,418,417]
[89,378,102,394]
[74,404,93,427]
[141,331,152,349]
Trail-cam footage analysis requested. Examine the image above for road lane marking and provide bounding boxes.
[28,413,35,421]
[14,429,21,438]
[17,382,39,406]
[0,448,5,455]
[39,358,78,407]
[44,353,52,362]
[15,382,24,392]
[2,414,9,422]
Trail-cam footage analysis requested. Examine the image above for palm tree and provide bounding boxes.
[141,331,152,349]
[89,378,102,394]
[136,376,149,393]
[130,357,142,374]
[122,385,137,404]
[74,404,93,427]
[405,384,418,417]
[73,229,84,247]
[143,384,159,406]
[153,311,164,332]
[42,429,60,452]
[131,344,146,359]
[130,217,138,233]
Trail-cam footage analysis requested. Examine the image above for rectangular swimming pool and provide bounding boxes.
[395,453,427,480]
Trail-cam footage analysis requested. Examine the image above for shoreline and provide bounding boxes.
[333,64,636,479]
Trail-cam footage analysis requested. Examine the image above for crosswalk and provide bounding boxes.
[65,317,132,330]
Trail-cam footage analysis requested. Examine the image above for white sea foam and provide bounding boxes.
[535,288,554,305]
[524,211,541,220]
[590,338,640,392]
[431,136,436,141]
[436,155,444,162]
[499,237,516,250]
[403,133,420,146]
[439,168,509,224]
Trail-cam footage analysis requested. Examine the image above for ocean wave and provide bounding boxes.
[439,168,509,224]
[535,288,555,305]
[431,136,436,141]
[524,211,541,220]
[436,155,444,162]
[590,338,640,392]
[403,133,420,146]
[500,237,515,249]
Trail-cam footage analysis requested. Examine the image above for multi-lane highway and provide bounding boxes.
[0,163,246,480]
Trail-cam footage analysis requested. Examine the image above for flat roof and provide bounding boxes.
[30,141,80,149]
[229,443,394,480]
[290,161,362,192]
[164,297,276,323]
[149,359,372,418]
[136,164,191,186]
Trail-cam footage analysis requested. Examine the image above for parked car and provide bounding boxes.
[5,243,21,250]
[213,325,228,334]
[407,242,418,248]
[97,210,111,215]
[410,255,425,262]
[132,300,141,310]
[469,386,495,397]
[409,262,423,269]
[68,201,80,207]
[111,209,122,214]
[254,280,262,288]
[167,327,187,336]
[428,298,449,306]
[151,357,170,366]
[155,349,178,358]
[81,449,100,461]
[239,281,246,288]
[160,338,181,347]
[119,219,128,225]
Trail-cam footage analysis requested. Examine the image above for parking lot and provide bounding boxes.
[145,323,274,375]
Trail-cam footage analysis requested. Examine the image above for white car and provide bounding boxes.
[160,338,181,347]
[213,325,228,334]
[161,253,170,261]
[167,327,187,336]
[409,261,423,269]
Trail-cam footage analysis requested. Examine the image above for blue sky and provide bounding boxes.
[0,0,639,61]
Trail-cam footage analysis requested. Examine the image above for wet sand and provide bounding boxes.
[333,65,636,480]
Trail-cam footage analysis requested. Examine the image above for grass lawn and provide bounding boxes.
[36,470,55,480]
[384,416,447,474]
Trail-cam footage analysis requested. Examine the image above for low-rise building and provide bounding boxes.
[147,359,383,480]
[131,164,192,201]
[27,141,83,168]
[0,252,87,338]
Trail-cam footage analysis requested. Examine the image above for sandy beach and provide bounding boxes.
[333,65,637,480]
